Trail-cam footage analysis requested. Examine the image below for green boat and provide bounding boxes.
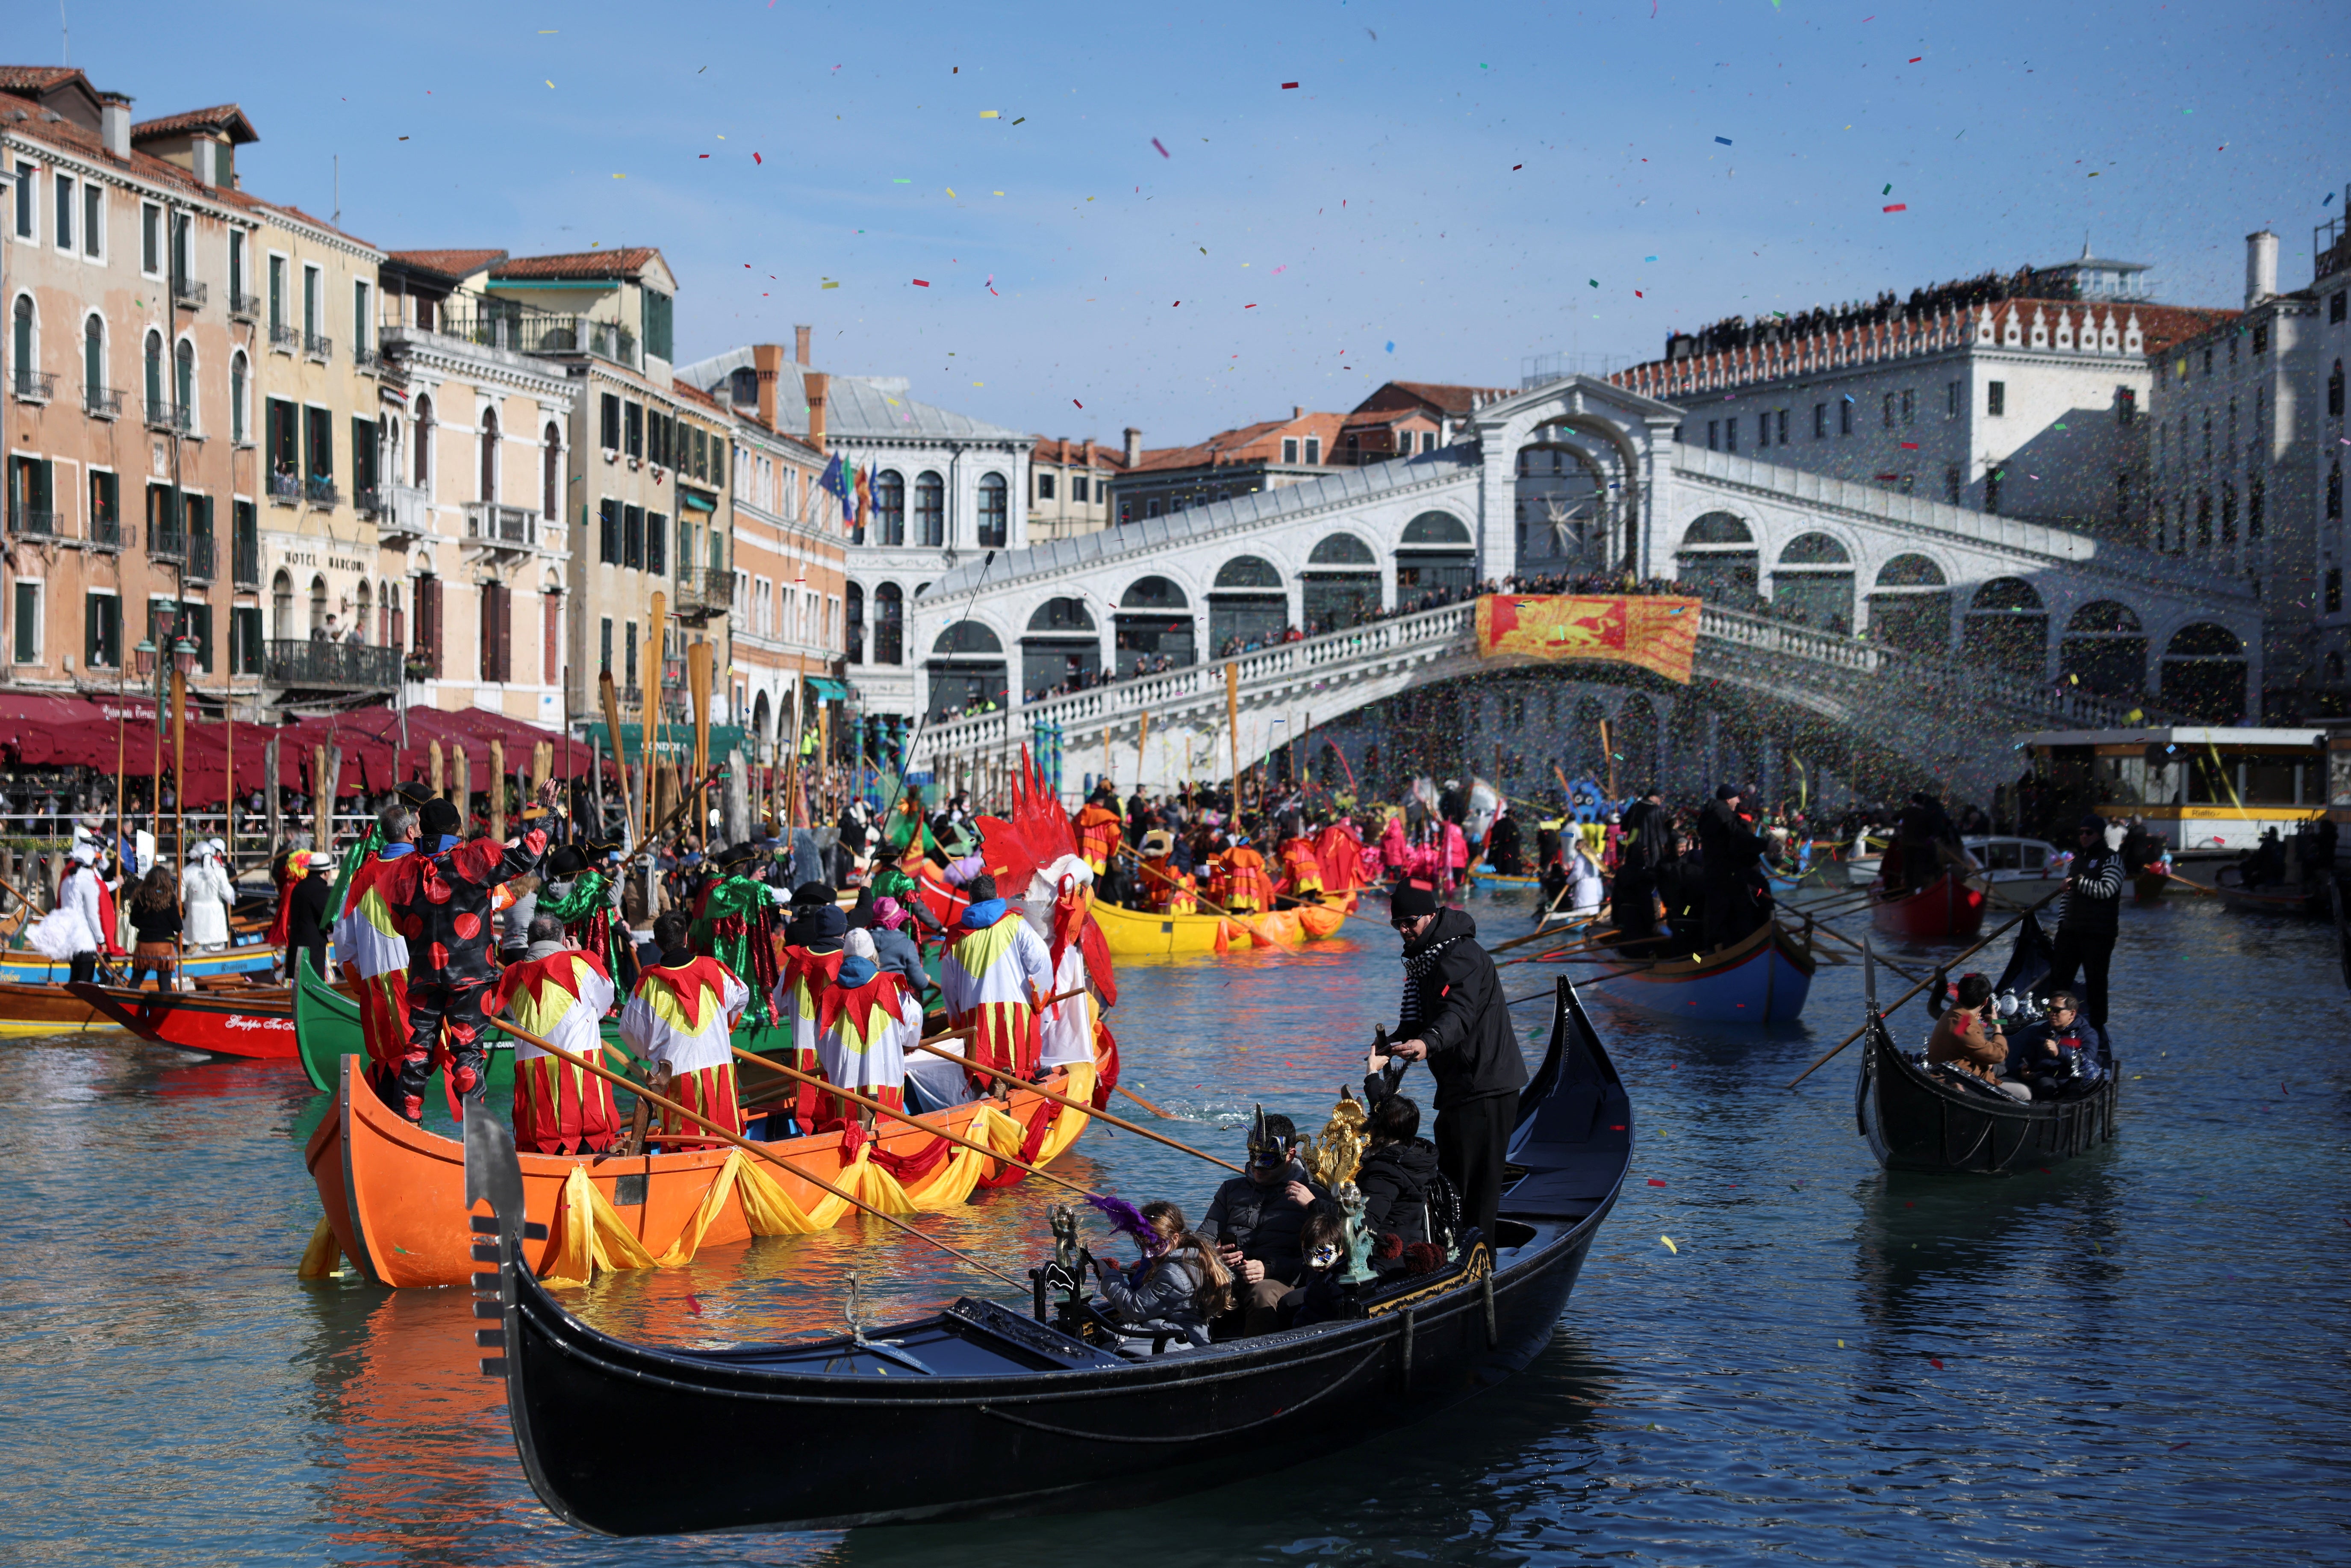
[292,950,798,1095]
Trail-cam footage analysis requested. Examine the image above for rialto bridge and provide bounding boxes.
[901,376,2258,805]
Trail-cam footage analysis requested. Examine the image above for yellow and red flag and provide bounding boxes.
[1473,595,1701,684]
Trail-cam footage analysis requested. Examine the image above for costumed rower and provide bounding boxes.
[536,841,630,985]
[1028,852,1117,1090]
[182,839,235,952]
[332,798,422,1114]
[770,886,848,1134]
[937,872,1053,1092]
[1073,782,1124,875]
[813,928,921,1129]
[379,781,558,1121]
[485,914,620,1154]
[622,909,752,1139]
[1274,815,1326,905]
[691,841,787,1025]
[1210,832,1276,914]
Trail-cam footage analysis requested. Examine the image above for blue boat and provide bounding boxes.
[1584,918,1815,1024]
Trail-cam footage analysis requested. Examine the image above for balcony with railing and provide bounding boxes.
[265,638,404,692]
[372,481,431,540]
[12,367,56,403]
[268,469,301,506]
[303,333,333,363]
[269,322,300,353]
[353,344,383,373]
[171,275,207,310]
[145,398,190,433]
[232,534,259,587]
[10,507,58,537]
[183,534,218,581]
[147,519,186,561]
[393,305,640,370]
[228,292,259,322]
[462,501,544,557]
[304,475,340,508]
[84,384,124,419]
[672,566,735,625]
[89,511,121,550]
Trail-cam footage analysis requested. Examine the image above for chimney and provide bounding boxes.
[1083,437,1096,469]
[2245,230,2279,308]
[1292,405,1303,420]
[751,342,783,432]
[794,324,812,366]
[804,371,829,454]
[1123,427,1141,465]
[100,93,132,159]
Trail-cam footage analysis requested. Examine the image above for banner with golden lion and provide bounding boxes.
[1473,595,1701,684]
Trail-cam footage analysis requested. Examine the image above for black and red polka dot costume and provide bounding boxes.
[380,827,549,1121]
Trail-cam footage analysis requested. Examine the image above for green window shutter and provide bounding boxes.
[85,594,100,668]
[14,581,36,663]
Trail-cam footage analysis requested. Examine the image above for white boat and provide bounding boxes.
[1846,835,2066,894]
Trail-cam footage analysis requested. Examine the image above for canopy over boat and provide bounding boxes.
[465,977,1632,1536]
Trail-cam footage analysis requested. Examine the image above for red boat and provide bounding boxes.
[1868,871,1986,941]
[63,981,298,1059]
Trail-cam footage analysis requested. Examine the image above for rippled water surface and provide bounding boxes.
[0,888,2343,1566]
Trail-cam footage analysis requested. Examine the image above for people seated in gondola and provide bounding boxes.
[1926,973,2028,1100]
[2006,991,2104,1099]
[1353,1094,1442,1249]
[1274,820,1326,905]
[622,911,753,1141]
[1091,1200,1232,1348]
[1204,1111,1330,1335]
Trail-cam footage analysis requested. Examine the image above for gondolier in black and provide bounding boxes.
[2040,815,2122,1030]
[1613,789,1672,939]
[1697,783,1771,952]
[1382,884,1528,1250]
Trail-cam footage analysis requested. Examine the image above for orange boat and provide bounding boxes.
[303,1054,1099,1289]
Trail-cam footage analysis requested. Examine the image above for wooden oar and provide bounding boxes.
[1783,886,2062,1090]
[726,1046,1095,1196]
[2156,868,2220,897]
[1491,917,1614,955]
[1802,918,1927,985]
[485,1015,1025,1288]
[907,1037,1244,1173]
[1111,1082,1177,1118]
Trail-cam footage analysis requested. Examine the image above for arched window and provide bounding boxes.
[1308,533,1377,565]
[2161,623,2248,722]
[1866,554,1952,653]
[1115,577,1193,673]
[1676,511,1759,603]
[1682,512,1755,545]
[271,570,294,642]
[1214,557,1282,589]
[356,579,373,645]
[2060,600,2147,698]
[931,620,1002,655]
[83,314,103,407]
[2331,359,2345,419]
[2330,459,2343,523]
[1516,438,1607,565]
[1022,597,1098,696]
[1401,511,1472,545]
[872,470,905,546]
[1026,597,1097,632]
[542,421,562,518]
[915,471,945,547]
[229,350,247,444]
[174,338,194,429]
[11,296,32,394]
[1962,578,2048,675]
[386,581,405,650]
[143,327,163,415]
[479,405,501,502]
[308,574,329,639]
[1770,533,1855,631]
[414,394,434,489]
[873,582,904,664]
[1304,534,1380,631]
[1121,576,1188,608]
[977,472,1008,548]
[845,582,865,663]
[1210,556,1287,651]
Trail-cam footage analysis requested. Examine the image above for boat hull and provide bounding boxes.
[64,981,297,1058]
[483,979,1631,1536]
[1868,872,1987,941]
[293,950,522,1094]
[308,1053,1088,1289]
[1591,918,1814,1024]
[0,941,277,986]
[2213,864,2330,917]
[1857,1025,2118,1175]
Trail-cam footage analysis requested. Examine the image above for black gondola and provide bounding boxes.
[460,977,1633,1537]
[1855,914,2119,1175]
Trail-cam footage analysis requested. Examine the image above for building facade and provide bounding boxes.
[1108,408,1345,523]
[1026,435,1128,541]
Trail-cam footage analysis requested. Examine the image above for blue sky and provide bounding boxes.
[11,0,2345,446]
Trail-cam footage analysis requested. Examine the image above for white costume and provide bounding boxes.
[30,848,106,960]
[182,840,235,949]
[815,929,924,1099]
[1028,855,1098,1072]
[1567,840,1606,917]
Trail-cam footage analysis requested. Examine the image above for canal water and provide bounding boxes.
[0,887,2342,1565]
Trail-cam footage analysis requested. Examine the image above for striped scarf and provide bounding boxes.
[1396,934,1464,1034]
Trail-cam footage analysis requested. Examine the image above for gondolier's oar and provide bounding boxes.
[726,1047,1097,1196]
[732,990,1084,1114]
[907,1038,1244,1173]
[486,1016,1027,1289]
[1801,918,1927,985]
[1491,918,1615,955]
[1783,886,2062,1091]
[2156,868,2219,896]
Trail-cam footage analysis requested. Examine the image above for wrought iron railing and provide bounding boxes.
[672,566,734,622]
[171,275,207,309]
[89,512,121,549]
[145,398,190,432]
[183,535,218,581]
[303,332,333,362]
[304,476,340,508]
[228,292,259,321]
[12,368,56,401]
[11,507,57,536]
[354,345,383,372]
[415,308,639,369]
[232,536,259,587]
[265,638,404,690]
[147,519,186,560]
[84,384,124,418]
[268,469,301,504]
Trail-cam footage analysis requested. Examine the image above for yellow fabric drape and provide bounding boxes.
[1034,1061,1097,1165]
[542,1165,663,1287]
[297,1217,342,1279]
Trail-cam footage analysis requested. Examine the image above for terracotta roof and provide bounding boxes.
[131,103,257,144]
[491,248,663,281]
[387,248,509,280]
[1352,380,1511,417]
[2130,304,2248,353]
[671,378,729,416]
[0,67,83,93]
[1128,413,1345,474]
[1030,436,1129,469]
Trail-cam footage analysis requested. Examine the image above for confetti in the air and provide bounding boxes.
[1282,81,1299,89]
[911,279,930,287]
[1715,136,1732,145]
[1884,203,1906,212]
[1152,138,1170,157]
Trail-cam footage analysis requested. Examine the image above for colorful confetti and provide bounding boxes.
[1282,81,1299,89]
[1660,1236,1678,1253]
[1715,136,1733,145]
[911,279,929,287]
[1152,138,1170,157]
[1883,203,1907,212]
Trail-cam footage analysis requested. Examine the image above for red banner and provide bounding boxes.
[1473,595,1701,684]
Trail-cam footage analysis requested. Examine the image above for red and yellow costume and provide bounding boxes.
[815,960,919,1126]
[938,899,1054,1085]
[620,955,751,1138]
[1210,843,1277,914]
[771,944,846,1129]
[1073,800,1123,875]
[1276,836,1326,901]
[487,946,619,1153]
[332,847,415,1113]
[1140,853,1196,913]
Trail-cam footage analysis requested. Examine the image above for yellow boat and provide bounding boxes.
[1090,893,1357,958]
